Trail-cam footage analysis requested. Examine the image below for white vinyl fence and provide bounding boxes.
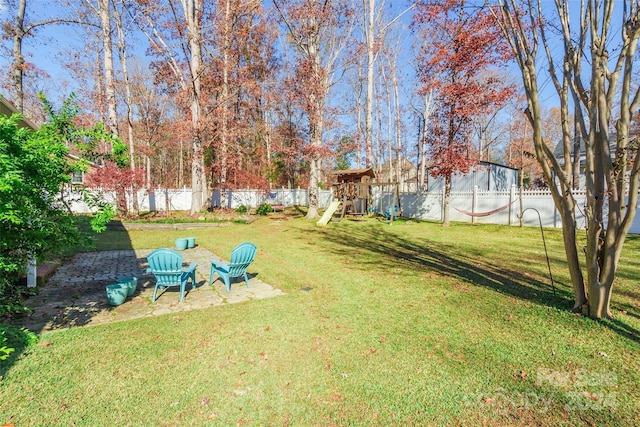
[68,185,640,234]
[66,187,194,213]
[66,187,334,213]
[372,185,640,234]
[211,188,334,210]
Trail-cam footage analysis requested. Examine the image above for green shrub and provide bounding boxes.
[236,205,248,215]
[0,330,14,361]
[0,277,36,317]
[0,324,38,362]
[1,97,116,315]
[256,203,273,216]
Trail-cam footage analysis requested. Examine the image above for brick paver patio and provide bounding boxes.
[19,246,283,333]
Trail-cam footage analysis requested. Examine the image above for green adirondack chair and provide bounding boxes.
[209,242,257,292]
[146,248,197,302]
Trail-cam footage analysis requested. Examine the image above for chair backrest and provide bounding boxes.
[147,249,183,286]
[228,242,257,277]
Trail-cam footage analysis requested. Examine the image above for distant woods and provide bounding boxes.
[1,0,562,204]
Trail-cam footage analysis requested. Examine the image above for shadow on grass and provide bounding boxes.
[0,218,136,376]
[0,324,38,379]
[307,222,639,344]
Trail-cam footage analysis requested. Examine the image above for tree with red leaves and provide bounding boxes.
[84,162,146,215]
[413,0,514,225]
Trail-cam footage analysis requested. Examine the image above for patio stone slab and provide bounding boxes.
[16,247,283,333]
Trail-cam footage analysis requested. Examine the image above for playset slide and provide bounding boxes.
[316,200,341,226]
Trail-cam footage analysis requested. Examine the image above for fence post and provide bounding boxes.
[27,255,36,288]
[472,186,478,224]
[509,184,516,226]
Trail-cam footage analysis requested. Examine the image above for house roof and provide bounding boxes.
[66,153,103,169]
[0,96,37,131]
[552,133,624,160]
[379,157,417,172]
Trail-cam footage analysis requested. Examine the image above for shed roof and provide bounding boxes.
[330,168,375,178]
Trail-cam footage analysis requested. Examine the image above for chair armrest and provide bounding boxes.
[211,260,229,270]
[185,263,197,274]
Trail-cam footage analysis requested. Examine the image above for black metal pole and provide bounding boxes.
[518,207,556,296]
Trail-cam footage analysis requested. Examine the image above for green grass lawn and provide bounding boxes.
[1,212,639,426]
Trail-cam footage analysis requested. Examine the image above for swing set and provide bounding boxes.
[373,182,402,221]
[328,168,403,223]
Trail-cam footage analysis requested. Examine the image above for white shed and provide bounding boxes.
[427,161,519,192]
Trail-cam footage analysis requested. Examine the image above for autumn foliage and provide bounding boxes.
[414,0,514,166]
[413,0,514,224]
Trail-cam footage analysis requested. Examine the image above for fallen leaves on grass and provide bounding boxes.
[329,393,343,402]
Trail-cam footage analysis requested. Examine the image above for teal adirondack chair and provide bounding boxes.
[209,242,257,292]
[146,248,198,302]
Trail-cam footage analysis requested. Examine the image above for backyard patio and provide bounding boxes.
[2,217,639,426]
[17,246,283,333]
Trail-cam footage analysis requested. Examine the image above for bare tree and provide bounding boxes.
[2,0,85,113]
[360,0,416,168]
[113,0,140,214]
[493,0,640,318]
[416,90,435,190]
[133,0,208,214]
[82,0,119,136]
[273,0,354,219]
[128,61,171,187]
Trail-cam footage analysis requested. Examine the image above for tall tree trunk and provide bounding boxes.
[264,108,273,188]
[98,0,118,136]
[364,0,375,168]
[94,44,106,125]
[95,0,128,214]
[390,54,402,189]
[11,0,26,113]
[272,0,351,217]
[354,56,364,168]
[219,0,232,208]
[181,0,207,214]
[419,91,433,190]
[384,68,393,183]
[306,44,324,219]
[572,107,581,190]
[442,174,451,227]
[113,0,139,215]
